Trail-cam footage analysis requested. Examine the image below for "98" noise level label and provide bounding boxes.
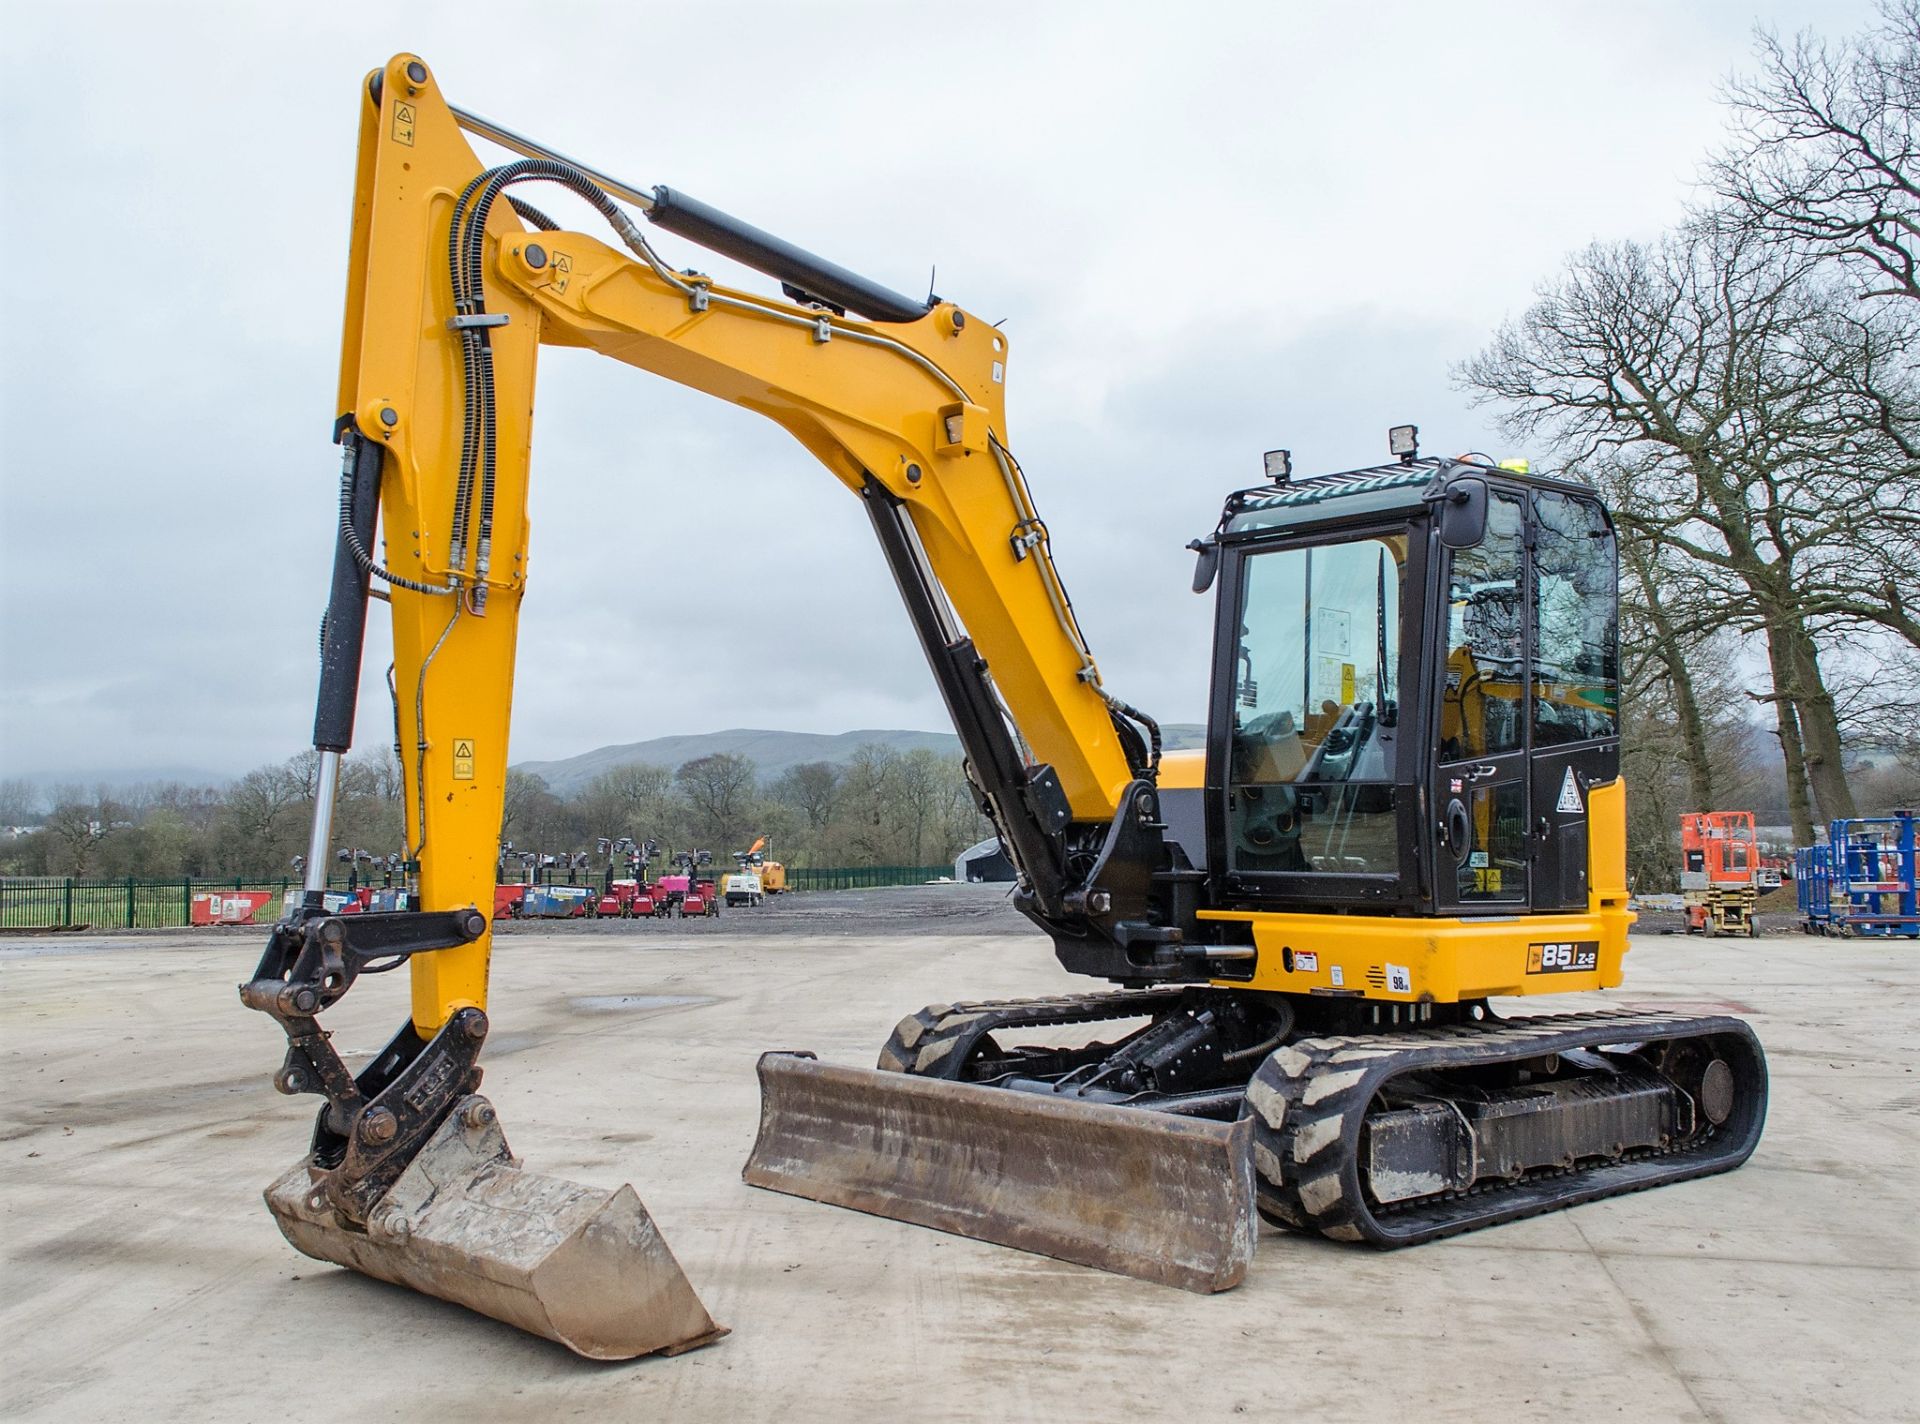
[1527,940,1599,974]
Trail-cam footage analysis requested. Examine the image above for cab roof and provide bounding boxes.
[1221,457,1445,536]
[1219,456,1600,538]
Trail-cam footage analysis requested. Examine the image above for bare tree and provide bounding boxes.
[1459,223,1892,841]
[41,801,109,876]
[0,778,41,827]
[834,743,901,865]
[579,762,674,841]
[674,754,758,852]
[499,768,555,852]
[1713,2,1920,303]
[221,758,314,872]
[893,749,947,865]
[1616,510,1718,812]
[772,761,840,831]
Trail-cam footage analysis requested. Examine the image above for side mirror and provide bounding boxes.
[1437,477,1489,549]
[1188,538,1220,593]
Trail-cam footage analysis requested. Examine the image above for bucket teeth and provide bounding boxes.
[266,1094,725,1360]
[743,1051,1256,1294]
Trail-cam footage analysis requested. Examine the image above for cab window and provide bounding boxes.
[1227,531,1405,875]
[1440,492,1525,761]
[1531,490,1618,745]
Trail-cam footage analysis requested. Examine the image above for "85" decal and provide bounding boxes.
[1526,940,1599,974]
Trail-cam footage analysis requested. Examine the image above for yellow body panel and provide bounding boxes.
[1199,780,1635,1003]
[1199,906,1632,1001]
[1159,747,1205,790]
[340,57,1135,1033]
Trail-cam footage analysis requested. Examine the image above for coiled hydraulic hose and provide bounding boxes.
[438,153,1170,791]
[336,449,451,596]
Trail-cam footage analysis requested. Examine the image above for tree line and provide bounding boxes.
[0,744,992,882]
[1458,2,1920,887]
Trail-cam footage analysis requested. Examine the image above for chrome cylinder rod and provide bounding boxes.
[303,750,342,897]
[450,104,658,212]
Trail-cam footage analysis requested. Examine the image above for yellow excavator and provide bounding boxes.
[242,56,1768,1360]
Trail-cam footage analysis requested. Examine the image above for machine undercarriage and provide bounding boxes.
[747,988,1766,1273]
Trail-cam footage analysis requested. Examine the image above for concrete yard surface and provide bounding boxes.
[1,887,1915,1422]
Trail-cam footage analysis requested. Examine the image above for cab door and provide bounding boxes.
[1433,490,1530,912]
[1525,488,1620,912]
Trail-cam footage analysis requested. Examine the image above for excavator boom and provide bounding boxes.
[245,54,1201,1356]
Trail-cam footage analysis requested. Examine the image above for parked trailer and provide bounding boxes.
[518,885,596,919]
[191,890,278,926]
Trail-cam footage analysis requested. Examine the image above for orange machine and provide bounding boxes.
[1680,811,1760,936]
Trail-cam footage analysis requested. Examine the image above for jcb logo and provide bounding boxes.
[1527,940,1599,975]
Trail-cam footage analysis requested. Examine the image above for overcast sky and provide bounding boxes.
[0,0,1876,785]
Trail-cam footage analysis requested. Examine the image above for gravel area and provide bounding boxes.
[493,879,1038,938]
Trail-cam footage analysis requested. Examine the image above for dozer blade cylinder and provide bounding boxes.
[743,1052,1256,1294]
[265,1095,726,1360]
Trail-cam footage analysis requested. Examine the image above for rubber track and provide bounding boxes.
[875,990,1188,1079]
[1241,1008,1769,1247]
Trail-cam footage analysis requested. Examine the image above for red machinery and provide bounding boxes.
[1680,811,1760,937]
[594,879,662,918]
[685,878,720,918]
[192,891,278,926]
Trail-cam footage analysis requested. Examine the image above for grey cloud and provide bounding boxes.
[0,0,1877,781]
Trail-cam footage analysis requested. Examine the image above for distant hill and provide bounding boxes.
[514,724,1206,794]
[10,766,233,795]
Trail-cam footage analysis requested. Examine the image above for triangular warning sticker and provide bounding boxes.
[1556,766,1584,814]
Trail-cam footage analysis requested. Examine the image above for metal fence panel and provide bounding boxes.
[2,867,958,929]
[783,866,951,892]
[1,877,311,930]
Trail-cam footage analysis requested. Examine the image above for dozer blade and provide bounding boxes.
[742,1052,1255,1293]
[265,1094,726,1360]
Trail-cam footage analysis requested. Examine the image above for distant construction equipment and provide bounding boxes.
[732,837,786,896]
[1680,811,1760,937]
[1796,814,1919,938]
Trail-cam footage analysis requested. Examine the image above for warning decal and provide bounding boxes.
[453,738,475,780]
[1556,766,1583,814]
[392,103,416,147]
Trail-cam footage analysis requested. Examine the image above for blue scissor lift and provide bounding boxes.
[1798,813,1918,938]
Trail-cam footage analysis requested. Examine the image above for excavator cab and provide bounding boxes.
[1200,451,1622,920]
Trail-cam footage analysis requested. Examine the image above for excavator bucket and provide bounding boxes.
[742,1052,1256,1293]
[265,1094,726,1360]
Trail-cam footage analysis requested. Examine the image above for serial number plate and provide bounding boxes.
[1527,940,1599,974]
